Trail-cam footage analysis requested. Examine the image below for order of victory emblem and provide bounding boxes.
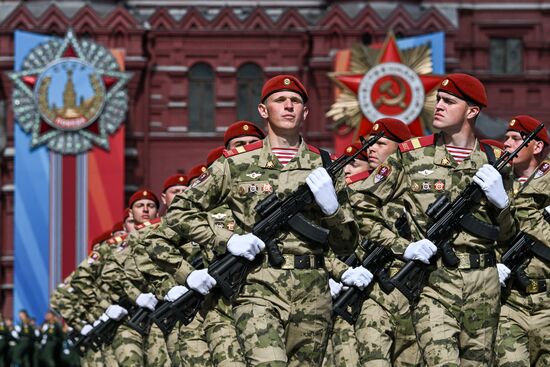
[9,30,132,154]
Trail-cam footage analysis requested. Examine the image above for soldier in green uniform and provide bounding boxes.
[495,115,550,366]
[12,310,36,367]
[357,73,517,366]
[330,118,421,367]
[0,312,9,367]
[148,74,358,366]
[38,310,63,367]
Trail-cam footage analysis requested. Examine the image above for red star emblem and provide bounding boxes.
[328,34,443,150]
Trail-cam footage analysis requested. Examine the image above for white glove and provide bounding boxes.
[403,239,437,264]
[42,324,48,332]
[99,313,109,322]
[306,167,339,215]
[497,263,511,286]
[92,319,101,327]
[186,269,217,295]
[473,164,509,209]
[105,305,128,321]
[164,285,189,302]
[328,278,344,298]
[341,266,374,290]
[80,324,92,336]
[227,233,265,261]
[136,293,158,311]
[545,205,550,217]
[11,330,19,339]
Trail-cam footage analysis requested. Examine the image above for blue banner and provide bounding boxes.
[397,32,445,74]
[14,30,52,322]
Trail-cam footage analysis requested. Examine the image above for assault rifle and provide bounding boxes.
[127,254,205,336]
[333,240,394,324]
[150,132,384,335]
[391,123,545,302]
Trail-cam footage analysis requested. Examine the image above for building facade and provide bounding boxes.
[1,0,549,316]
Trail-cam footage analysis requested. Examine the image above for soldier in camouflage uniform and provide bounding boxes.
[357,74,517,366]
[146,74,358,366]
[495,115,550,366]
[335,118,422,367]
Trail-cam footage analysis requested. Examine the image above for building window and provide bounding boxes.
[236,63,263,126]
[490,38,522,74]
[188,63,215,132]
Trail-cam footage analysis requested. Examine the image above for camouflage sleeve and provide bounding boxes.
[323,174,360,256]
[515,188,550,246]
[353,152,411,254]
[121,251,148,302]
[492,168,518,242]
[98,253,128,304]
[165,160,233,251]
[324,251,350,281]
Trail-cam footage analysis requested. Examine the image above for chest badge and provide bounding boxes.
[422,181,431,191]
[418,169,434,176]
[434,180,445,191]
[211,213,227,220]
[246,172,262,179]
[248,184,258,194]
[261,183,273,193]
[374,164,392,183]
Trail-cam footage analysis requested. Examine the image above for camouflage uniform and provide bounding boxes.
[357,134,516,366]
[347,171,422,367]
[496,159,550,366]
[155,138,358,366]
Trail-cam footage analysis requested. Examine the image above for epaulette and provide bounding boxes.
[534,160,550,179]
[307,144,337,160]
[107,234,128,245]
[346,170,371,185]
[223,140,263,158]
[135,217,162,230]
[399,135,435,153]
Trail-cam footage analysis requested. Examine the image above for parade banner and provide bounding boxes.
[328,32,445,153]
[11,30,129,319]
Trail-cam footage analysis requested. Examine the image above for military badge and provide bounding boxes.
[211,213,227,221]
[422,181,431,191]
[246,172,262,179]
[87,251,100,264]
[374,164,391,183]
[8,30,132,154]
[534,161,550,179]
[248,184,258,194]
[116,241,128,252]
[227,221,235,231]
[441,158,451,166]
[261,183,273,193]
[191,172,209,188]
[266,161,274,168]
[434,180,445,191]
[418,169,434,176]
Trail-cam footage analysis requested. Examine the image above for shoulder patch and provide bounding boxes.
[223,140,263,158]
[374,164,392,183]
[399,134,435,153]
[346,170,371,185]
[534,160,550,179]
[135,217,161,230]
[87,251,101,264]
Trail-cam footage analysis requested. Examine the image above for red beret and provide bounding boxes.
[368,118,412,143]
[480,139,505,150]
[111,221,124,234]
[261,75,308,103]
[163,174,189,192]
[128,189,159,208]
[438,73,488,108]
[507,115,549,145]
[188,164,207,182]
[122,207,131,221]
[342,142,369,161]
[223,121,265,147]
[206,146,226,167]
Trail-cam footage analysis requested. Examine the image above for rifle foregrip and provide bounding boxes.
[266,239,284,266]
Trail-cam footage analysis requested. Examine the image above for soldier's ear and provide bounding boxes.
[258,103,269,119]
[466,105,480,120]
[302,105,309,120]
[533,140,544,155]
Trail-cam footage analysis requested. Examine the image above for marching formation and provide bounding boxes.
[44,74,549,367]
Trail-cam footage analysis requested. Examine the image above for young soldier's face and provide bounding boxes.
[227,136,261,150]
[503,131,544,166]
[162,185,187,208]
[367,136,399,170]
[131,199,158,224]
[343,159,370,178]
[258,91,308,133]
[433,91,478,132]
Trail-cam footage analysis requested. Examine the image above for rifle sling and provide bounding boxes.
[459,213,500,241]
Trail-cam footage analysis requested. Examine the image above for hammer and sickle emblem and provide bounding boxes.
[374,76,407,109]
